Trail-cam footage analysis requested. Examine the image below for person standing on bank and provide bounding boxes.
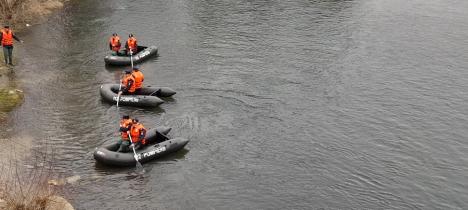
[0,25,23,65]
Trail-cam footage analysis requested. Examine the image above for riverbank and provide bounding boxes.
[0,0,68,30]
[0,137,75,209]
[0,157,74,210]
[0,0,68,116]
[0,1,74,209]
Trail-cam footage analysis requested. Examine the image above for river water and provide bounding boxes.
[5,0,468,209]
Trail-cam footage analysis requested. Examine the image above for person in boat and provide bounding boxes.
[117,115,133,152]
[125,34,138,55]
[129,118,147,150]
[108,33,121,55]
[131,66,144,94]
[119,70,136,95]
[0,25,22,65]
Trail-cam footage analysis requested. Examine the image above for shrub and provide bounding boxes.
[0,146,66,210]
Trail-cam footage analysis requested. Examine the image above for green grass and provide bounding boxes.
[0,88,23,114]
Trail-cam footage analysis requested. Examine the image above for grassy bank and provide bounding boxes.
[0,0,67,29]
[0,61,24,120]
[0,0,67,115]
[0,0,68,117]
[0,58,23,111]
[0,87,23,118]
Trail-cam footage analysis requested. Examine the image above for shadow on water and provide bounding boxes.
[104,64,125,72]
[161,97,175,103]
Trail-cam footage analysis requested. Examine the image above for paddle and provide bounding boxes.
[129,48,134,69]
[127,131,144,172]
[116,72,123,107]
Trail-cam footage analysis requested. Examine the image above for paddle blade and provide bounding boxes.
[135,161,144,173]
[134,154,145,173]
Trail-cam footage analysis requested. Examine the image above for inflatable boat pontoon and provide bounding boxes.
[99,83,176,107]
[93,126,189,166]
[104,46,158,66]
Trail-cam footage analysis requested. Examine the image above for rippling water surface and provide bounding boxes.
[6,0,468,209]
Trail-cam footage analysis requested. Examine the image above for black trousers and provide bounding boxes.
[3,45,13,64]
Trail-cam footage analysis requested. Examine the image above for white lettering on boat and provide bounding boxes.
[113,96,139,102]
[138,50,150,58]
[141,146,167,158]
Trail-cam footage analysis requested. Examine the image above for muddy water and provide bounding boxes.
[5,0,468,209]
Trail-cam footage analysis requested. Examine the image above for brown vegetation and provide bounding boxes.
[0,0,66,28]
[0,147,71,210]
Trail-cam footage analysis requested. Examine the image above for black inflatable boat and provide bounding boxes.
[104,46,158,66]
[99,84,176,107]
[93,126,189,167]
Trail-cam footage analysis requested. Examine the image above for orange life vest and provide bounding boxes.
[127,37,137,52]
[109,36,121,51]
[122,74,136,93]
[132,70,144,89]
[120,118,133,140]
[1,29,13,46]
[130,123,146,143]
